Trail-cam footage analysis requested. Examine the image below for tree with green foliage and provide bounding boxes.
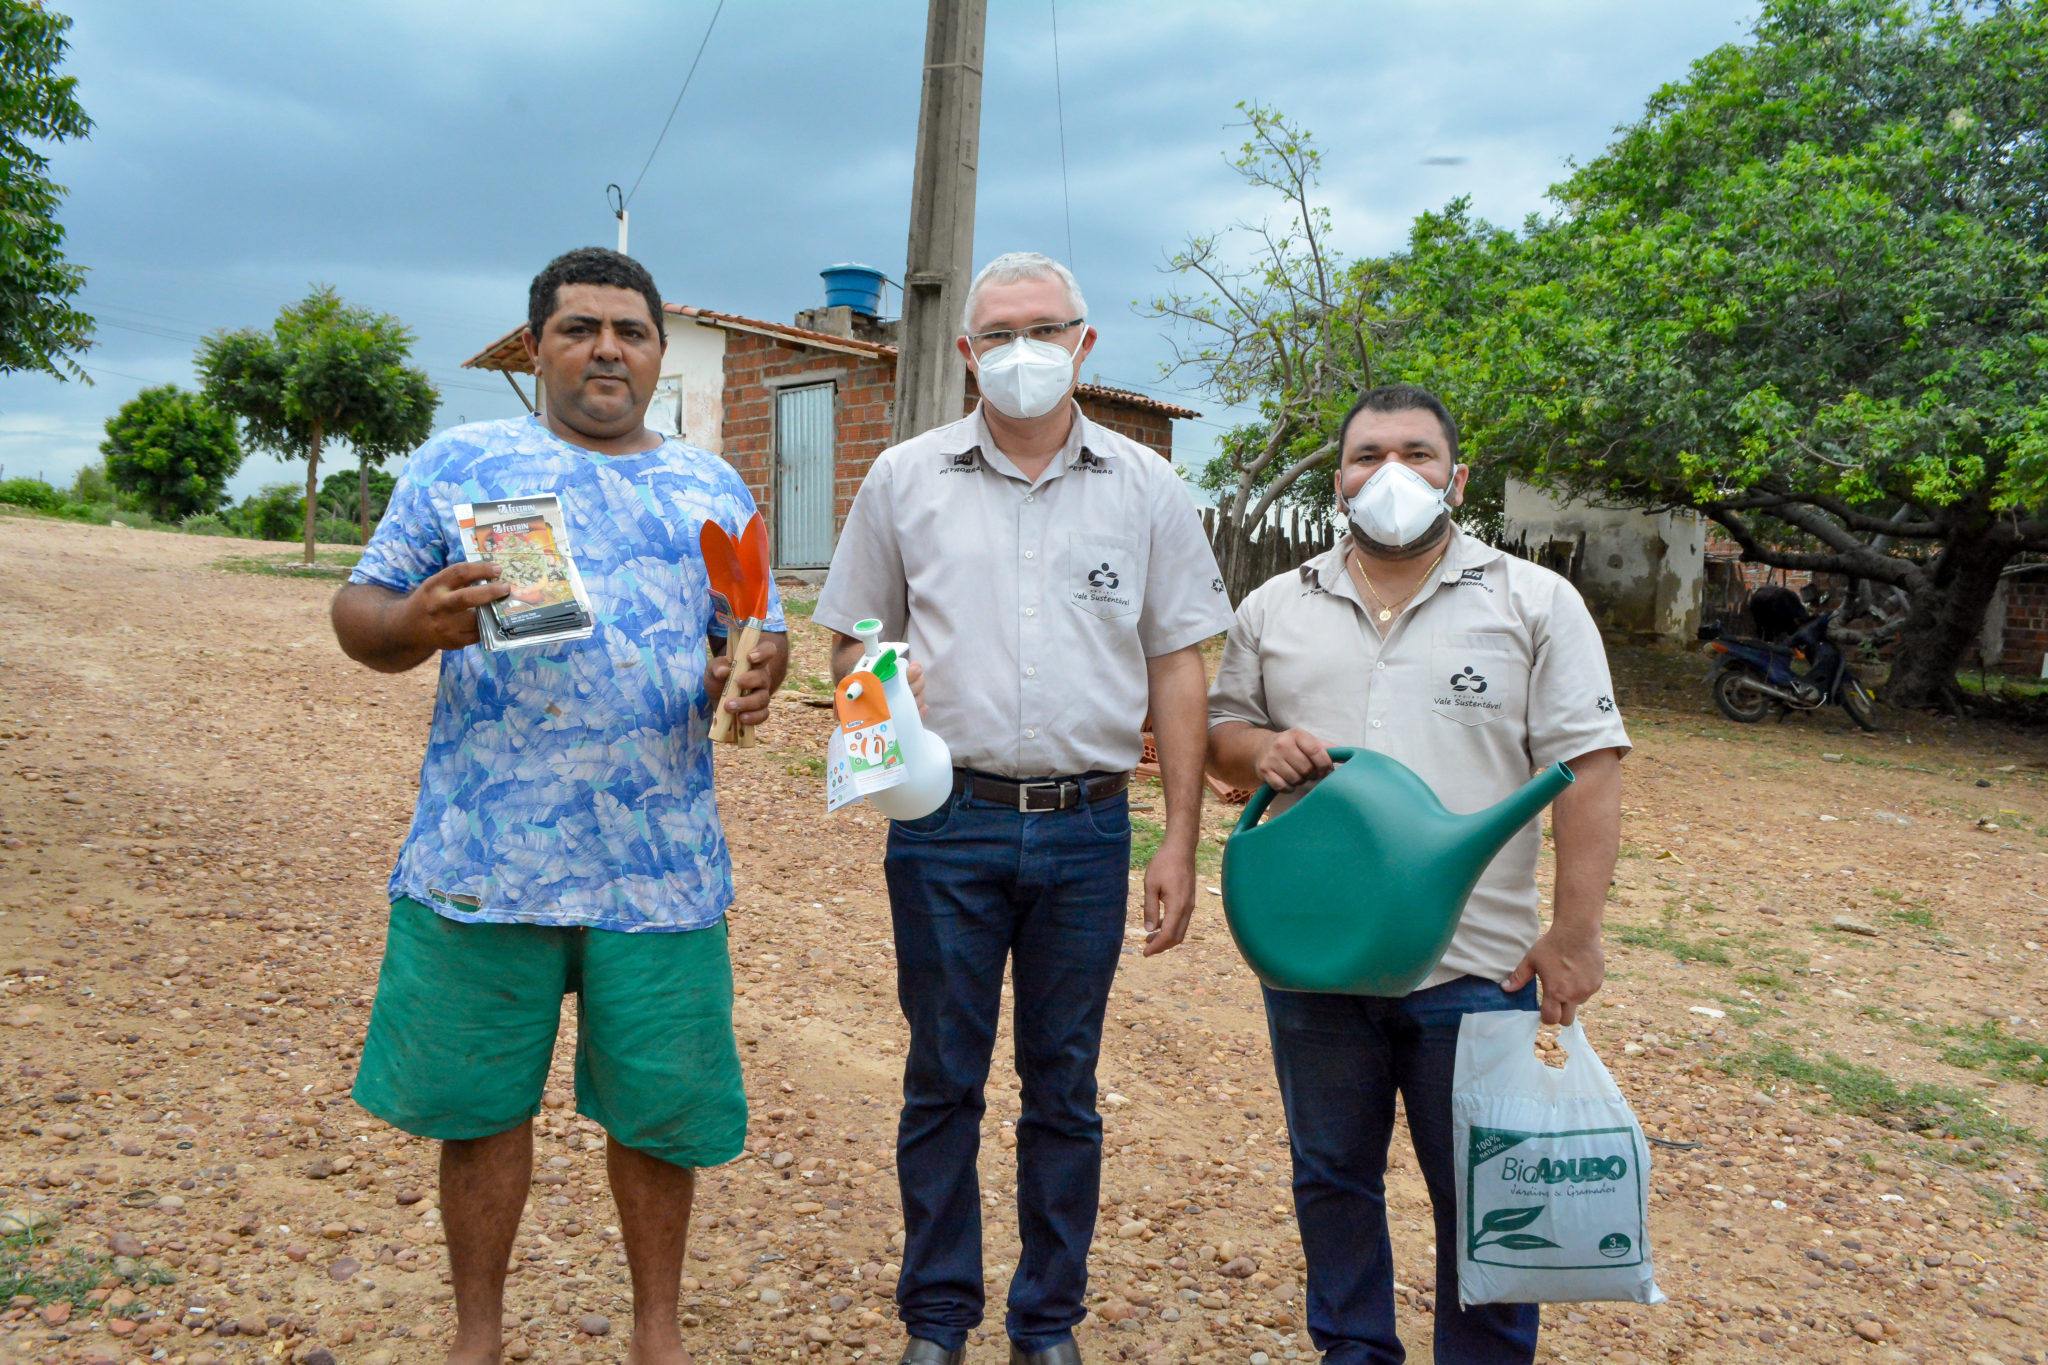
[319,464,395,532]
[340,363,434,542]
[1402,0,2048,710]
[198,287,437,564]
[99,384,243,519]
[1146,106,1502,598]
[0,0,92,380]
[1144,105,1368,599]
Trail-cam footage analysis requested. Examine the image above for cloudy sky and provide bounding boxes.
[1,0,1760,502]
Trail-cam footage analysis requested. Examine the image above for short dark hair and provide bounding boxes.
[1337,383,1460,461]
[526,247,664,341]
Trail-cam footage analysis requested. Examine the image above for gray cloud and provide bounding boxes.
[0,0,1757,499]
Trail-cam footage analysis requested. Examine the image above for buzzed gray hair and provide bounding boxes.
[960,251,1089,334]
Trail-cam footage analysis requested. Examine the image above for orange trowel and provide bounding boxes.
[699,511,772,747]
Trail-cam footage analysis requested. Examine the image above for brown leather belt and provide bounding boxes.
[954,769,1131,813]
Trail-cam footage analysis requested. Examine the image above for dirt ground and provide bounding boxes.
[1,516,2044,1365]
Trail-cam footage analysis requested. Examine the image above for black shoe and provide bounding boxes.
[1010,1341,1081,1365]
[900,1339,965,1365]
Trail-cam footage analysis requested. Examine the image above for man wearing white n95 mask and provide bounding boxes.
[1207,385,1628,1364]
[814,252,1232,1365]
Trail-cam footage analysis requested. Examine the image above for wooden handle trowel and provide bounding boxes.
[700,511,772,747]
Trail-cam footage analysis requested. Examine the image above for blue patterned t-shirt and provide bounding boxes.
[349,415,786,932]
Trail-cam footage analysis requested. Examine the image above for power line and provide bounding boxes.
[1050,0,1074,269]
[623,0,728,209]
[81,364,169,386]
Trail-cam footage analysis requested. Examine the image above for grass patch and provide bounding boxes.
[1131,814,1164,872]
[1126,813,1223,877]
[779,596,817,619]
[1884,905,1941,930]
[1720,1041,2038,1155]
[1933,1022,2048,1087]
[1616,922,1731,965]
[0,499,177,532]
[1745,941,1811,971]
[213,549,362,578]
[1736,967,1791,993]
[1957,672,2048,700]
[783,754,826,779]
[0,1228,167,1310]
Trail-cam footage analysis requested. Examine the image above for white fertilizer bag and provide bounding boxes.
[1453,1011,1665,1306]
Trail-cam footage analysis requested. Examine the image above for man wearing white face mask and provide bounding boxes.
[815,252,1231,1365]
[1206,385,1628,1365]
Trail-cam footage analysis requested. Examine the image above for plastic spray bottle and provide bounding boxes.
[848,618,952,821]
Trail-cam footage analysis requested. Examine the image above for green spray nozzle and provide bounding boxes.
[872,648,899,682]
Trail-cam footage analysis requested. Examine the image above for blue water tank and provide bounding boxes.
[820,263,886,317]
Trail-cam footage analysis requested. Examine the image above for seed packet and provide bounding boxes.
[454,494,595,652]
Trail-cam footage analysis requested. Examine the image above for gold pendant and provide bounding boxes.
[1378,608,1392,622]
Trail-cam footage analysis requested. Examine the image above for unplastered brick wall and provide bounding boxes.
[717,331,896,549]
[1075,396,1173,459]
[1996,576,2048,674]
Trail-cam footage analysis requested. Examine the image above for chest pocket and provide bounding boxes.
[1430,632,1526,728]
[1066,533,1143,621]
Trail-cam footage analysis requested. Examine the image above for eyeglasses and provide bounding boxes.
[965,318,1085,350]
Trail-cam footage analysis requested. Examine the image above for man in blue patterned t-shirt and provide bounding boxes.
[332,247,787,1365]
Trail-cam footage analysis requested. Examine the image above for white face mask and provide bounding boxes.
[974,333,1079,419]
[1343,461,1458,548]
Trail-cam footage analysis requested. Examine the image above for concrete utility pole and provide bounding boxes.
[892,0,986,446]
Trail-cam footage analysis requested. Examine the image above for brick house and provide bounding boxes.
[463,303,1197,572]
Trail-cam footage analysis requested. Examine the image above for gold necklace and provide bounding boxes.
[1351,545,1448,622]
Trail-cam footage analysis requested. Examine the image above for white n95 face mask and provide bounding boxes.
[1344,461,1458,548]
[975,334,1078,419]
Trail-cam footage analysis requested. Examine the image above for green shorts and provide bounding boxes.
[352,897,746,1168]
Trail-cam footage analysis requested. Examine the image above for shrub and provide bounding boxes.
[101,385,243,520]
[225,484,305,542]
[0,478,62,511]
[68,462,113,503]
[319,465,396,530]
[179,513,232,536]
[314,513,362,546]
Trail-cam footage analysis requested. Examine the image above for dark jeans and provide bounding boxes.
[883,778,1132,1353]
[1264,974,1542,1365]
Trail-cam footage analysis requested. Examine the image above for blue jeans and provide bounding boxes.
[1263,975,1541,1365]
[883,778,1132,1353]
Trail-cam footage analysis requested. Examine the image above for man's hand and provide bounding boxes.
[1508,746,1622,1025]
[1503,925,1606,1026]
[828,632,926,715]
[1254,728,1335,791]
[706,631,791,729]
[332,563,510,673]
[400,562,512,652]
[1141,843,1196,956]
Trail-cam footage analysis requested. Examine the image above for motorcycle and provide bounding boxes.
[1699,611,1881,731]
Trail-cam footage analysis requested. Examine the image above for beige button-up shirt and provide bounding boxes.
[815,404,1232,779]
[1208,528,1631,988]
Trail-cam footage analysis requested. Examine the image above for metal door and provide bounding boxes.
[775,383,835,568]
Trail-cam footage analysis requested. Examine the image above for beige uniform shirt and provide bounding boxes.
[1208,528,1631,988]
[816,405,1233,778]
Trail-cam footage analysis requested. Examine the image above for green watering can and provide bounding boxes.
[1221,748,1576,996]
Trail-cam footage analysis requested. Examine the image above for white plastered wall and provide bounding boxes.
[1501,477,1705,642]
[654,315,727,452]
